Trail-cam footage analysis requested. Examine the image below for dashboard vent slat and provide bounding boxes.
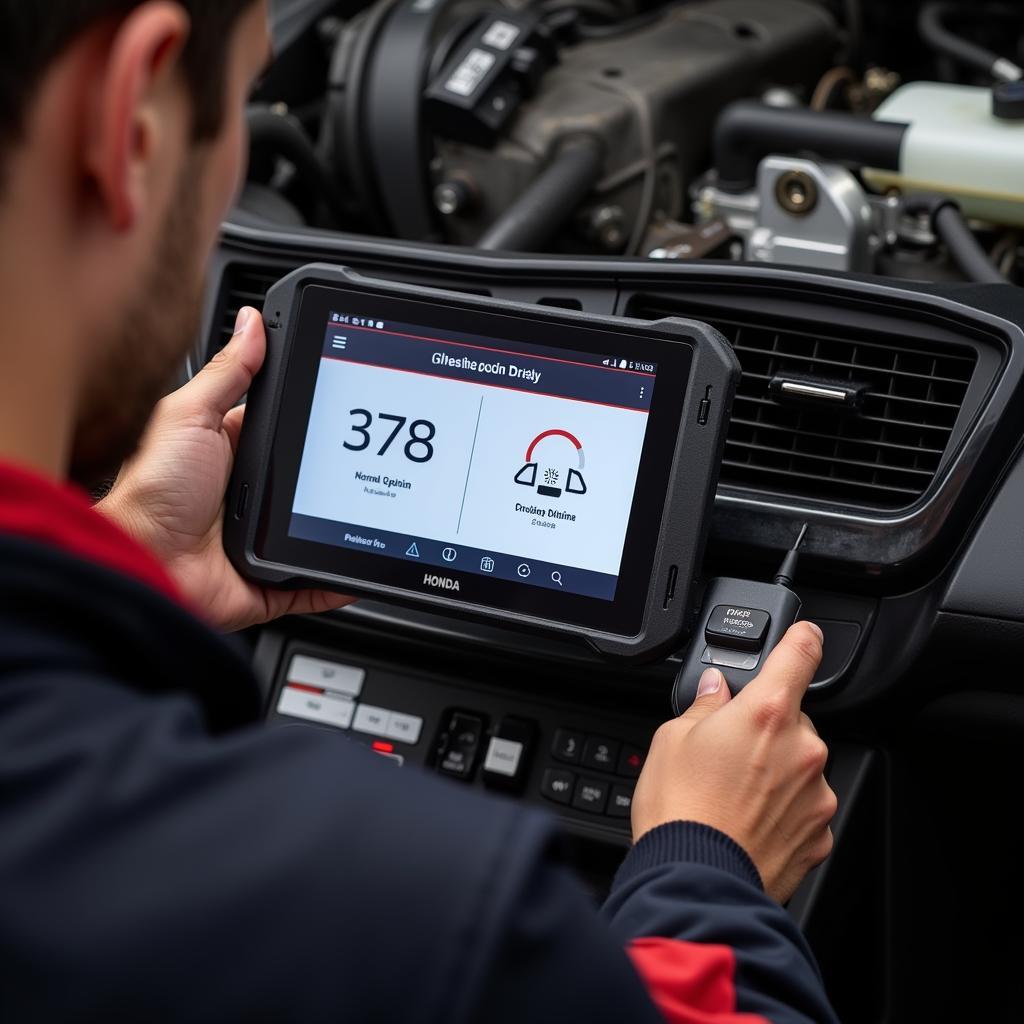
[212,263,294,356]
[633,301,979,510]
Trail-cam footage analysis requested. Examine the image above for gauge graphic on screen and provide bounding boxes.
[514,429,588,498]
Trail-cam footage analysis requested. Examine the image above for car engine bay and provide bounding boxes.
[194,2,1024,1020]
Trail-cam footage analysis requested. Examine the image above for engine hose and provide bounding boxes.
[907,195,1007,284]
[246,105,351,227]
[477,136,605,252]
[918,3,1023,83]
[713,101,908,194]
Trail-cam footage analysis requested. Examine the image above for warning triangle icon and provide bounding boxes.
[406,543,420,557]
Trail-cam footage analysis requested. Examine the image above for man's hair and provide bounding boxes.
[0,1,259,159]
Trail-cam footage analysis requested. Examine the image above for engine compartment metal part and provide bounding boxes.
[748,156,876,272]
[250,0,1024,281]
[431,0,836,249]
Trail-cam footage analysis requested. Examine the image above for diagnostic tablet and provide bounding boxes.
[225,265,738,660]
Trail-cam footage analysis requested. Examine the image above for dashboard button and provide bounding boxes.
[608,784,634,819]
[582,735,620,773]
[572,777,609,814]
[551,728,583,764]
[541,768,575,805]
[436,712,486,781]
[483,737,524,777]
[483,717,536,793]
[287,655,365,698]
[277,686,355,730]
[353,704,392,737]
[617,745,645,779]
[386,712,423,745]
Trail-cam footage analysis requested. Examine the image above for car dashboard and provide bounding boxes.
[194,222,1024,1019]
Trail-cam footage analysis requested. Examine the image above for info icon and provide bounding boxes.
[480,556,495,573]
[442,547,458,563]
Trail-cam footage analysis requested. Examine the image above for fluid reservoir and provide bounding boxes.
[864,81,1024,227]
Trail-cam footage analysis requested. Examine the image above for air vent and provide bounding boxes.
[211,262,294,355]
[637,303,978,509]
[209,262,495,360]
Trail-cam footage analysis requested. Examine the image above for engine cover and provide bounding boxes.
[434,0,836,249]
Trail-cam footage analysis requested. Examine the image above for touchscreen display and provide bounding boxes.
[288,310,658,601]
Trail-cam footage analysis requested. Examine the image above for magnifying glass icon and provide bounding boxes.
[551,571,563,587]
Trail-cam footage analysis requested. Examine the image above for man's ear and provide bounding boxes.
[83,2,192,232]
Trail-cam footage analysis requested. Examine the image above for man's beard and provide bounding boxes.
[70,168,206,488]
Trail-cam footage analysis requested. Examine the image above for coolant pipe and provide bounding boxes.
[713,100,909,194]
[906,194,1007,285]
[919,3,1023,83]
[477,136,605,252]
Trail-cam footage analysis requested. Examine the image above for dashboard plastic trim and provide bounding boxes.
[207,222,1024,584]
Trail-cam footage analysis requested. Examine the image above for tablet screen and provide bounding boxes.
[289,311,657,601]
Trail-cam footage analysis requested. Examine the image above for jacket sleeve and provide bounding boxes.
[602,822,839,1024]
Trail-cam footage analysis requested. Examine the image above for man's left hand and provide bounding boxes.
[99,307,352,632]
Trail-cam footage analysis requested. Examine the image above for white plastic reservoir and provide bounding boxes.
[864,81,1024,227]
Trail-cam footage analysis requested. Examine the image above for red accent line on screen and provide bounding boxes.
[318,354,650,414]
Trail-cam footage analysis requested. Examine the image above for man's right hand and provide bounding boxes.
[631,621,837,904]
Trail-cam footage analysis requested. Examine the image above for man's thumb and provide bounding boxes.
[183,307,266,421]
[682,668,732,721]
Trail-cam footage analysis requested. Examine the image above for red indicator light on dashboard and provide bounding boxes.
[626,753,642,769]
[287,683,324,696]
[372,741,395,754]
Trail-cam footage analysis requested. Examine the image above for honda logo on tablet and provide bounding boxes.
[423,574,461,592]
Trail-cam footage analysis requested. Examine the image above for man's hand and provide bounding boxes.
[99,308,352,632]
[631,622,836,904]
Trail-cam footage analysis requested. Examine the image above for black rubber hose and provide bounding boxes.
[918,3,1023,83]
[713,100,908,194]
[246,105,351,227]
[933,205,1007,284]
[477,136,605,252]
[906,194,1007,284]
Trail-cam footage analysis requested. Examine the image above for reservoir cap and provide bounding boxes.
[992,81,1024,121]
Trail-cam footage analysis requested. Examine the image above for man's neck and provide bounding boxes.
[0,271,78,481]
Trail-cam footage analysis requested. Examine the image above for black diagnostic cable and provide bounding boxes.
[906,194,1008,285]
[774,522,808,589]
[918,3,1023,83]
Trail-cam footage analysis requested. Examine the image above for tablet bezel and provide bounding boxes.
[254,283,693,636]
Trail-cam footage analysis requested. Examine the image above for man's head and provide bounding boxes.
[0,1,270,483]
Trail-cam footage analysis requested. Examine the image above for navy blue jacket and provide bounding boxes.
[0,466,838,1023]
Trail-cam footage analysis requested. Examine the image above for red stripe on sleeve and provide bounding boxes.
[0,461,186,607]
[628,938,769,1024]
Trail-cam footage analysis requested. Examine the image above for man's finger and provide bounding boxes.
[182,307,266,422]
[737,621,824,713]
[265,589,355,621]
[679,667,732,724]
[222,405,246,456]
